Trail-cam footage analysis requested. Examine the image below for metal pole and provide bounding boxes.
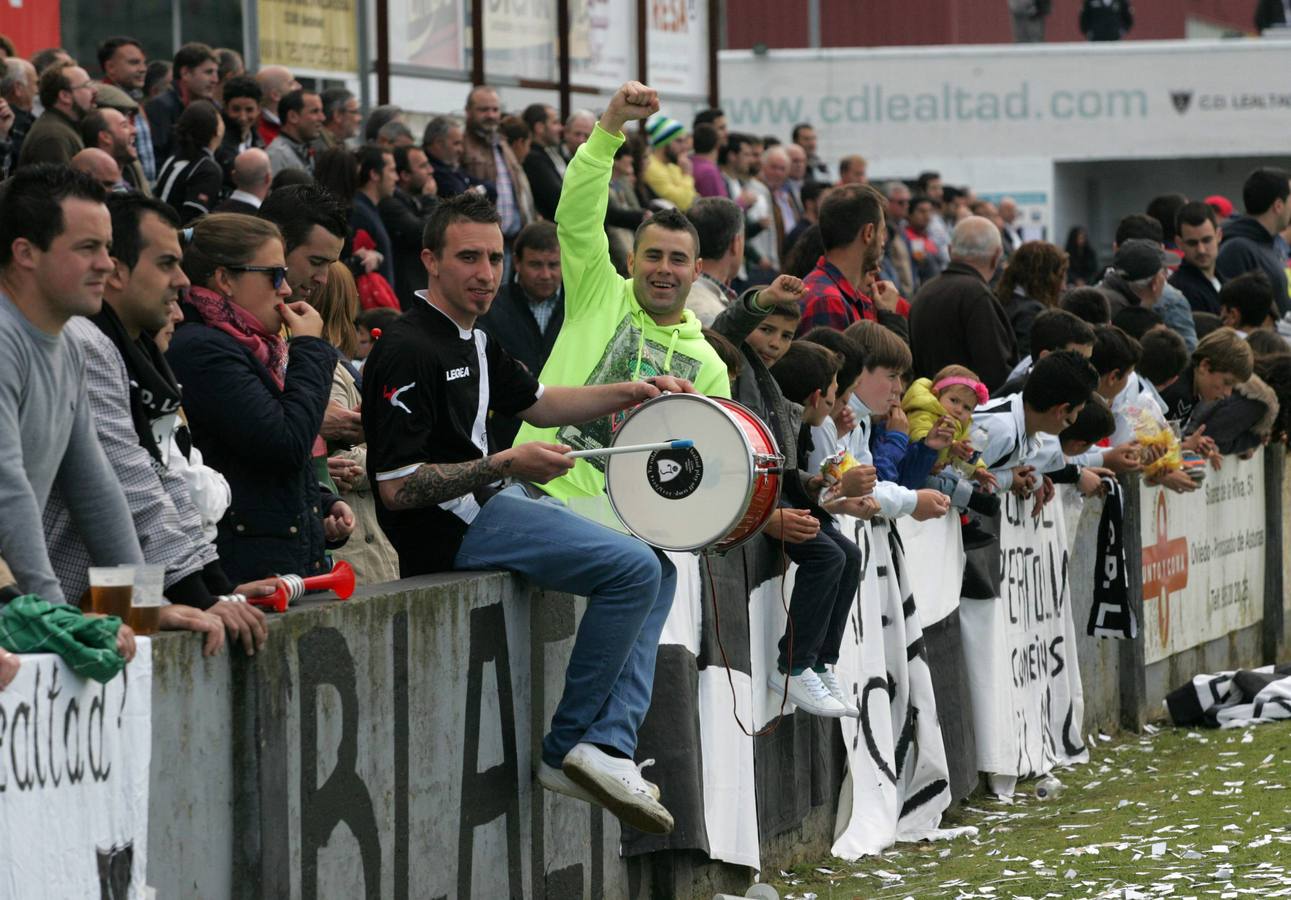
[557,0,571,121]
[374,0,390,105]
[708,0,720,108]
[636,0,648,83]
[472,0,486,85]
[243,0,259,71]
[356,0,372,113]
[807,0,821,49]
[172,0,183,53]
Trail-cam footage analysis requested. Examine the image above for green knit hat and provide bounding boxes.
[647,115,687,149]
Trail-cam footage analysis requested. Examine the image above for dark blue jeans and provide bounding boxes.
[454,485,676,768]
[776,517,863,672]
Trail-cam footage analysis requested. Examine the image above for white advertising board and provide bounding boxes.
[720,41,1291,166]
[1139,454,1265,665]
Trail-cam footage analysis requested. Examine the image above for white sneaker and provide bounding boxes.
[816,668,859,718]
[538,759,661,803]
[538,760,596,803]
[769,669,849,718]
[561,743,675,834]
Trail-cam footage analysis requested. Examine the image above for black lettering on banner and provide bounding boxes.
[860,677,896,782]
[32,666,44,788]
[11,699,31,790]
[457,603,522,899]
[64,697,84,784]
[88,681,111,782]
[298,627,382,900]
[46,665,61,788]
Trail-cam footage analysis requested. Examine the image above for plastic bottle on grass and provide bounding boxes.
[1035,775,1064,800]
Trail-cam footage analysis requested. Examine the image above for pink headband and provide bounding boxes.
[934,376,989,406]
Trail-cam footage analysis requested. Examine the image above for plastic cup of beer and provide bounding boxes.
[127,564,165,636]
[87,566,134,620]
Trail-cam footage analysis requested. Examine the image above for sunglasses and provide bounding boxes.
[226,265,288,291]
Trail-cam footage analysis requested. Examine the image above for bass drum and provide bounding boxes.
[604,393,782,552]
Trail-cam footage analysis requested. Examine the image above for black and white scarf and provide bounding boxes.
[90,303,183,463]
[1087,476,1136,639]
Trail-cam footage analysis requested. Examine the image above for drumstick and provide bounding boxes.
[566,439,694,459]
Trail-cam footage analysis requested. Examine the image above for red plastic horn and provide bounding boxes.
[249,560,357,613]
[370,327,382,341]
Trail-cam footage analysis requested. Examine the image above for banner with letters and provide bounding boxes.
[1139,453,1265,665]
[743,516,953,862]
[959,492,1089,779]
[0,642,151,899]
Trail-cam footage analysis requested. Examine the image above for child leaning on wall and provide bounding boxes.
[902,364,1002,547]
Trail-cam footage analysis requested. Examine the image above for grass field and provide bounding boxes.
[764,721,1291,900]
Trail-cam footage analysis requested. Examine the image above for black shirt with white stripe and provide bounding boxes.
[361,294,542,575]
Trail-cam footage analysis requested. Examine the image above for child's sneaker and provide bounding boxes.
[816,668,860,718]
[769,669,850,718]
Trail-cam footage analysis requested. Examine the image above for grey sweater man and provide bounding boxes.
[0,294,142,603]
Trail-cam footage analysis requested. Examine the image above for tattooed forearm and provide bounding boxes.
[388,455,514,510]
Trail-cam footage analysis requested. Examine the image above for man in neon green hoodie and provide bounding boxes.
[515,81,732,506]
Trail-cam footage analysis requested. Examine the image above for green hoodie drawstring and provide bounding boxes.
[631,308,648,380]
[662,327,680,372]
[629,308,683,377]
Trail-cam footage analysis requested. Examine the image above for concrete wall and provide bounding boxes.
[146,450,1288,897]
[148,573,651,900]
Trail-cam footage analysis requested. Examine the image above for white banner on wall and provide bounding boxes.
[570,0,636,91]
[720,41,1291,167]
[648,0,709,97]
[747,516,954,861]
[1139,454,1265,665]
[0,643,152,899]
[960,493,1089,780]
[388,0,466,69]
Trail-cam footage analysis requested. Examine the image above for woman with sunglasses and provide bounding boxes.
[167,213,355,586]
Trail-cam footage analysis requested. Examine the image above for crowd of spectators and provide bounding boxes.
[0,28,1289,834]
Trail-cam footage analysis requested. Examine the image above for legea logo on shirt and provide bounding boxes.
[446,367,471,381]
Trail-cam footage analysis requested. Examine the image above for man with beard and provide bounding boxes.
[44,193,273,652]
[642,115,696,212]
[18,61,96,167]
[423,115,492,200]
[97,36,157,182]
[460,85,534,252]
[513,81,731,517]
[81,104,148,194]
[798,183,895,333]
[909,216,1017,392]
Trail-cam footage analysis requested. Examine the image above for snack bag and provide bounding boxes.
[1126,404,1181,477]
[818,450,859,503]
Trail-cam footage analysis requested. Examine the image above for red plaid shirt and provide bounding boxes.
[797,258,875,334]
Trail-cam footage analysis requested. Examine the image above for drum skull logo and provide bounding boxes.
[646,447,704,500]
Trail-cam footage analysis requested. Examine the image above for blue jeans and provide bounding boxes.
[454,485,676,768]
[778,517,862,672]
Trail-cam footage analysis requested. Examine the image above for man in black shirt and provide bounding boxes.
[362,185,690,835]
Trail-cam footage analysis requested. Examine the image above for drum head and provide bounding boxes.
[605,394,754,551]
